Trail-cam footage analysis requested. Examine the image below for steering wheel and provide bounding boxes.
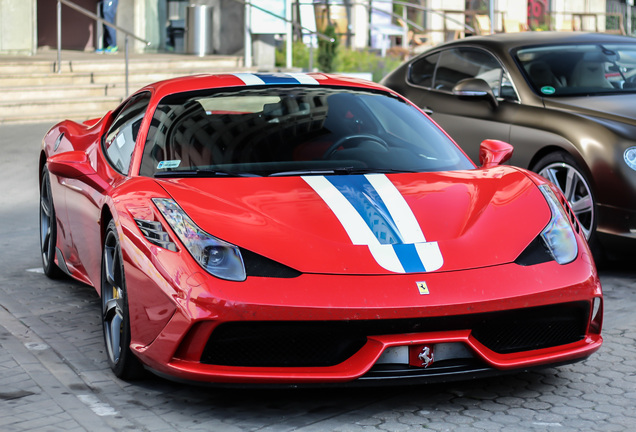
[322,134,389,159]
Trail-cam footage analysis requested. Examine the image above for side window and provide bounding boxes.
[408,52,440,87]
[433,48,515,100]
[103,92,151,174]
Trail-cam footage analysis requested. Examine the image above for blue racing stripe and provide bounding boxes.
[325,176,403,245]
[256,74,302,85]
[393,244,427,272]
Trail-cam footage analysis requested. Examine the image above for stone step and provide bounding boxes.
[0,96,121,121]
[0,110,107,125]
[2,84,112,102]
[0,52,250,124]
[0,72,96,87]
[0,55,243,75]
[62,56,243,73]
[0,61,57,74]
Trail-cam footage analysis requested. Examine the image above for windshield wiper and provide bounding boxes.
[334,167,420,175]
[268,167,419,177]
[268,169,343,177]
[155,169,261,178]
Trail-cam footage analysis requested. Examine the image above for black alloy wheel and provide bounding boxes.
[39,166,64,278]
[101,220,145,379]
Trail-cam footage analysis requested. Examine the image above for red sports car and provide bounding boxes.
[39,73,602,385]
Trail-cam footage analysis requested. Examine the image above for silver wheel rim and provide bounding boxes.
[102,232,124,365]
[538,162,594,240]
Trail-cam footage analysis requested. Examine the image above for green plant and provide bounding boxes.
[275,41,311,69]
[334,48,403,82]
[275,37,404,82]
[317,25,339,73]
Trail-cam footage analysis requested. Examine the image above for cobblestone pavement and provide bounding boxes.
[1,123,635,431]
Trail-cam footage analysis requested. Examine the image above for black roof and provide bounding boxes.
[439,31,636,51]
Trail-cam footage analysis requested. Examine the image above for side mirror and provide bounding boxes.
[479,139,513,168]
[47,151,109,193]
[452,78,498,108]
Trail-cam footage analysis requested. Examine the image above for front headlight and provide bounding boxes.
[153,198,246,281]
[539,185,578,265]
[624,147,636,171]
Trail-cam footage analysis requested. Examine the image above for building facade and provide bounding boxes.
[0,0,624,56]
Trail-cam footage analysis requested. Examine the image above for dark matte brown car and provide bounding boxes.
[381,32,636,258]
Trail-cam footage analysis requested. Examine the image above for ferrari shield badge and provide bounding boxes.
[409,344,435,368]
[417,281,429,295]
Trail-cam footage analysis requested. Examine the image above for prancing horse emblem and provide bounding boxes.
[418,346,434,368]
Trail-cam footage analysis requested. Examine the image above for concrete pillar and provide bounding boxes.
[252,34,276,69]
[0,0,37,55]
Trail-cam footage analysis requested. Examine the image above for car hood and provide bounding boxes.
[156,168,550,275]
[544,94,636,125]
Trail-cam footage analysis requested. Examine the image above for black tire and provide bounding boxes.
[532,151,602,258]
[101,220,145,380]
[39,166,64,279]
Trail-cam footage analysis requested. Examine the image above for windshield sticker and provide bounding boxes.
[541,86,556,95]
[157,160,181,169]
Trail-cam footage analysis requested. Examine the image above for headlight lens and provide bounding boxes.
[153,198,246,281]
[539,185,578,265]
[624,147,636,171]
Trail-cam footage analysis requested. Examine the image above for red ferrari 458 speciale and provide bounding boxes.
[39,72,602,385]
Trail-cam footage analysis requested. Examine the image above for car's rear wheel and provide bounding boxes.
[39,166,64,279]
[533,152,600,255]
[101,220,145,379]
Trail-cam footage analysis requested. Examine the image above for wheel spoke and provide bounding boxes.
[109,317,122,361]
[570,195,593,215]
[540,167,560,189]
[103,244,117,287]
[41,196,51,218]
[563,167,577,202]
[104,296,122,319]
[41,230,50,260]
[104,293,124,363]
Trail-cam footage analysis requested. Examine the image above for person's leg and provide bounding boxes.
[102,0,119,48]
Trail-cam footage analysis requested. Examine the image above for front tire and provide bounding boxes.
[40,166,64,278]
[101,220,145,380]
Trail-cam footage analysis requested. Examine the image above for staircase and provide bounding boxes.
[0,50,246,125]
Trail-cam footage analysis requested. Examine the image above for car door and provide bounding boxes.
[64,92,151,286]
[403,47,519,164]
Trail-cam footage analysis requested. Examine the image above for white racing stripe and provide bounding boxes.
[302,175,379,246]
[286,73,320,85]
[302,176,405,273]
[303,174,444,273]
[232,73,265,86]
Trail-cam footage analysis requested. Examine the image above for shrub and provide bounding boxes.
[276,41,403,82]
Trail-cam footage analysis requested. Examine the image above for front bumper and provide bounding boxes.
[128,253,603,385]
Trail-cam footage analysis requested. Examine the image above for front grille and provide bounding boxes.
[200,302,589,367]
[201,322,367,367]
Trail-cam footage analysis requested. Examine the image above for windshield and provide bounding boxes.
[140,86,473,177]
[516,43,636,96]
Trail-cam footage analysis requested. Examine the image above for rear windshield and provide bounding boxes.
[140,86,473,177]
[516,43,636,96]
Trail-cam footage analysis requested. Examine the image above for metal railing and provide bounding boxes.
[56,0,151,96]
[239,0,477,67]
